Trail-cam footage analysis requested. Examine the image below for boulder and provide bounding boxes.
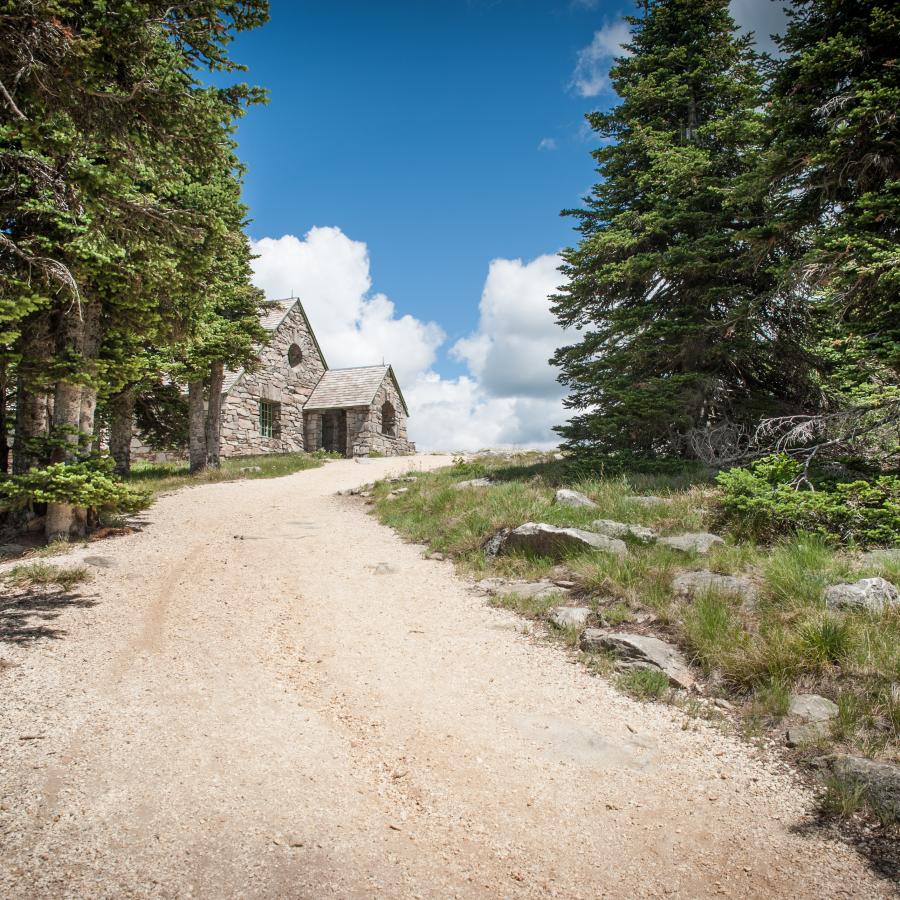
[625,495,671,506]
[453,477,493,490]
[828,755,900,822]
[591,519,656,544]
[824,577,900,613]
[659,532,725,555]
[785,722,830,747]
[789,694,838,723]
[487,523,626,560]
[672,570,756,605]
[578,630,695,690]
[554,488,597,509]
[548,606,592,629]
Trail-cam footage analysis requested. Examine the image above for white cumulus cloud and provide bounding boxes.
[250,228,568,451]
[571,19,631,97]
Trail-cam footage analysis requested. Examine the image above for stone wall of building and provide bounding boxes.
[220,303,326,457]
[348,376,415,456]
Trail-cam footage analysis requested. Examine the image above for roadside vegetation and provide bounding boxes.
[127,450,332,498]
[372,452,900,829]
[3,562,91,590]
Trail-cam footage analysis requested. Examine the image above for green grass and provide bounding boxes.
[129,451,325,497]
[4,562,91,590]
[371,453,900,774]
[616,668,670,700]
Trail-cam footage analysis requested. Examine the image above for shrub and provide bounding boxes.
[715,454,900,546]
[0,458,149,517]
[616,667,670,700]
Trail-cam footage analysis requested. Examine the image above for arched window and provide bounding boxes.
[287,343,303,368]
[381,401,396,437]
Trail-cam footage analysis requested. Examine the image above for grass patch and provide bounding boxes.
[129,451,325,497]
[4,562,91,590]
[616,667,670,700]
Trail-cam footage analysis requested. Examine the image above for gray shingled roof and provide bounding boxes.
[304,365,392,412]
[259,299,294,331]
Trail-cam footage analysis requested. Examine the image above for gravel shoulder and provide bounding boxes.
[0,456,894,898]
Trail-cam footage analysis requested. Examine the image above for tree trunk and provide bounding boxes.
[46,300,101,540]
[205,361,224,469]
[109,388,135,477]
[13,315,51,475]
[0,359,9,475]
[188,380,207,474]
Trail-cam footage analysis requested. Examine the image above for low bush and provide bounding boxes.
[715,454,900,546]
[616,667,670,700]
[0,458,149,517]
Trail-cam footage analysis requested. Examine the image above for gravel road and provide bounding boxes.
[0,456,893,898]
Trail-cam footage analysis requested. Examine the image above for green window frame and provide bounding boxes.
[259,400,278,438]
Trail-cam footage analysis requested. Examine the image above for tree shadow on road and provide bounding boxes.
[0,585,98,645]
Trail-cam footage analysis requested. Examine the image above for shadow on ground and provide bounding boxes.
[1,586,98,645]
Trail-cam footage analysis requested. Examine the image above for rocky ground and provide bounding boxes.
[0,456,896,898]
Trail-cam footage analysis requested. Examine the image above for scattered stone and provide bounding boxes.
[83,556,114,569]
[389,488,408,496]
[828,755,900,822]
[372,563,398,575]
[824,577,900,613]
[548,606,592,629]
[500,581,570,601]
[354,457,373,465]
[672,570,756,605]
[625,495,671,506]
[239,465,261,473]
[789,694,838,723]
[359,491,372,498]
[579,630,695,690]
[486,523,626,560]
[553,579,576,589]
[554,488,597,509]
[786,722,830,747]
[453,478,493,490]
[713,698,733,711]
[658,532,725,555]
[474,577,507,594]
[591,519,656,544]
[427,551,445,561]
[859,548,900,567]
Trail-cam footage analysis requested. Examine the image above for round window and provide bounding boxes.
[287,343,303,368]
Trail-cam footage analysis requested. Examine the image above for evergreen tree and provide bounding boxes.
[766,0,899,376]
[552,0,812,459]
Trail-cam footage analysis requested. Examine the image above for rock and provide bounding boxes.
[578,630,695,690]
[554,488,597,509]
[389,488,408,496]
[672,570,756,605]
[239,465,261,473]
[625,495,671,506]
[859,548,900,567]
[591,519,656,544]
[789,693,838,723]
[487,523,627,560]
[548,606,591,629]
[786,722,830,747]
[713,698,733,711]
[428,551,445,561]
[828,754,900,822]
[824,577,900,612]
[553,579,576,589]
[499,581,570,601]
[453,478,493,490]
[474,577,507,593]
[659,532,725,555]
[83,556,114,569]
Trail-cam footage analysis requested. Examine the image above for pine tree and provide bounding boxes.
[766,0,900,376]
[552,0,812,459]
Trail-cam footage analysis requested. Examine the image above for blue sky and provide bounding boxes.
[228,0,787,449]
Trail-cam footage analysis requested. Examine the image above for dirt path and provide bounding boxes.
[0,457,893,898]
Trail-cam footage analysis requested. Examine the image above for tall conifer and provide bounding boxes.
[552,0,811,458]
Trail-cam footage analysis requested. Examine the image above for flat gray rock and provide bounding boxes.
[824,577,900,612]
[591,519,656,544]
[502,581,570,601]
[453,478,493,490]
[489,523,626,560]
[659,532,725,555]
[625,495,671,506]
[554,488,597,509]
[785,722,829,747]
[789,694,838,723]
[828,754,900,821]
[858,548,900,567]
[579,630,695,690]
[672,570,756,604]
[548,606,591,629]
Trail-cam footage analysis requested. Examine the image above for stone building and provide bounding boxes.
[218,298,414,458]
